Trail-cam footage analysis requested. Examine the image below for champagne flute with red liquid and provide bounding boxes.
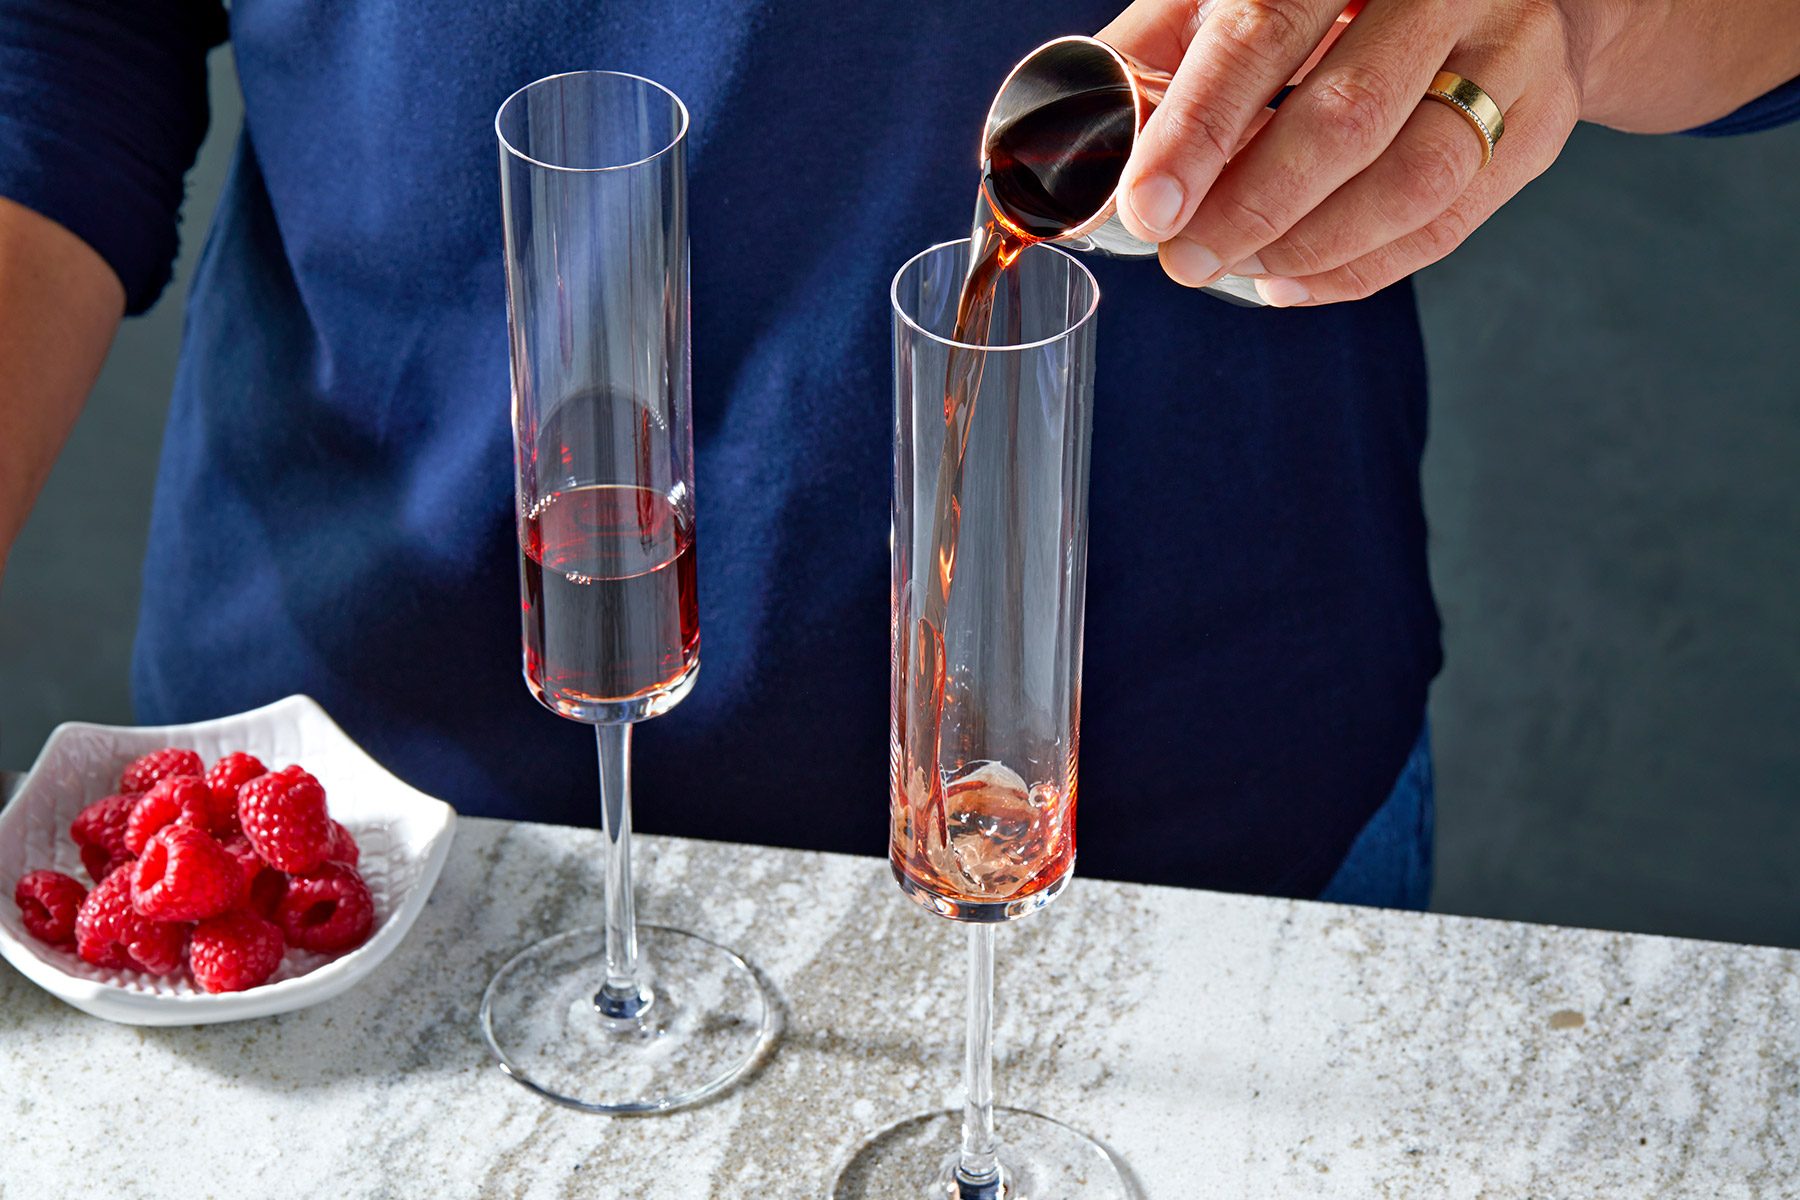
[833,236,1131,1197]
[481,70,771,1114]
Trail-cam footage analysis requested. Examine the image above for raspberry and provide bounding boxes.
[124,775,214,854]
[119,748,204,795]
[69,793,138,883]
[276,862,375,953]
[130,826,246,922]
[14,870,87,946]
[239,767,333,873]
[189,910,286,993]
[74,870,188,974]
[325,820,360,867]
[218,832,265,881]
[219,833,282,913]
[203,752,267,835]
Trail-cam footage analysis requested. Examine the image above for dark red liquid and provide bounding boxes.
[983,83,1135,240]
[521,483,699,716]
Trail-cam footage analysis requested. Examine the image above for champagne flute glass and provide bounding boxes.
[833,240,1131,1196]
[480,70,772,1113]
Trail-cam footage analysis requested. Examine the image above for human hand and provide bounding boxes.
[1099,0,1617,305]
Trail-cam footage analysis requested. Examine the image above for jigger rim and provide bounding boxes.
[496,69,691,175]
[890,239,1100,354]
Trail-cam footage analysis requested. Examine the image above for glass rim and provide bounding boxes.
[890,239,1101,354]
[495,70,691,174]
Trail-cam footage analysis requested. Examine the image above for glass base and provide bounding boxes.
[525,656,700,724]
[831,1108,1138,1200]
[891,857,1073,923]
[480,923,772,1113]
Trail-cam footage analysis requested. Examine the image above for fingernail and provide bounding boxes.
[1128,174,1185,238]
[1229,254,1265,277]
[1162,240,1222,288]
[1257,277,1310,307]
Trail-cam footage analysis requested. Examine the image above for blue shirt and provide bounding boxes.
[3,2,1794,898]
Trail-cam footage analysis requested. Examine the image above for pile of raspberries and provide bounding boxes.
[11,748,374,993]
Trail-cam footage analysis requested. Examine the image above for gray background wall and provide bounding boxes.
[3,50,1796,947]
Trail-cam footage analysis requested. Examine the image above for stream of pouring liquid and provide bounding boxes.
[903,80,1131,819]
[894,192,1075,902]
[902,204,1021,784]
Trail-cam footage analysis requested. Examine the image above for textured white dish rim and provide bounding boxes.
[0,695,457,1025]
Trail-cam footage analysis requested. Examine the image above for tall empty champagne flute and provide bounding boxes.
[835,239,1130,1196]
[481,70,771,1113]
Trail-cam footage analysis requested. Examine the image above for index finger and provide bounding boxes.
[1113,0,1345,243]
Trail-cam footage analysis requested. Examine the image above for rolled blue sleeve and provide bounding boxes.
[0,1,227,314]
[1685,75,1800,137]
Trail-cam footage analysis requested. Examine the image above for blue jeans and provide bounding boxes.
[1318,722,1434,910]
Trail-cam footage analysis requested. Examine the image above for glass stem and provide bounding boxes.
[956,922,1003,1196]
[594,722,651,1020]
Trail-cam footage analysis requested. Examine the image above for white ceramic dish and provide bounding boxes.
[0,695,456,1025]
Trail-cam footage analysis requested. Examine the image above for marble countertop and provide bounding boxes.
[2,812,1795,1197]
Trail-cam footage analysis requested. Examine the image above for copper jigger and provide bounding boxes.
[981,35,1267,304]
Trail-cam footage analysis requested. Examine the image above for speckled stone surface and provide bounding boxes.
[2,815,1796,1197]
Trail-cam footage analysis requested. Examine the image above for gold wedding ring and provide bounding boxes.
[1423,70,1504,167]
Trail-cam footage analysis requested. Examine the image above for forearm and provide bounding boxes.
[0,195,124,582]
[1583,0,1800,133]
